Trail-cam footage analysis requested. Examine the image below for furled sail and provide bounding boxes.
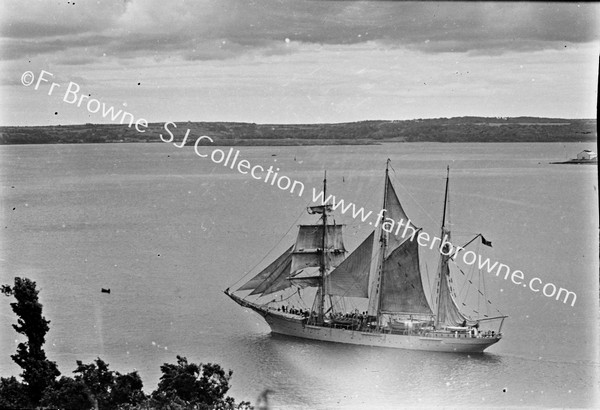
[383,177,418,257]
[379,236,433,315]
[308,204,332,214]
[291,224,346,273]
[288,275,321,288]
[436,257,471,326]
[326,232,374,298]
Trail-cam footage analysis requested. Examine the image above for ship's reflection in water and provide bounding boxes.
[234,328,593,408]
[233,332,509,409]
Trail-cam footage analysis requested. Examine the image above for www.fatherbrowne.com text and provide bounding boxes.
[21,69,577,307]
[310,188,576,307]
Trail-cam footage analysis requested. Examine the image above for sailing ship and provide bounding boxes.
[225,161,507,353]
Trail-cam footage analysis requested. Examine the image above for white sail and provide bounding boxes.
[383,178,419,257]
[326,232,374,298]
[368,171,431,316]
[379,236,433,315]
[238,246,293,295]
[291,224,346,273]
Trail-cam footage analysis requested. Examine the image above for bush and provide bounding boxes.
[0,376,33,409]
[41,376,94,410]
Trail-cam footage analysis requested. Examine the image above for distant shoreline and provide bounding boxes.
[0,116,596,145]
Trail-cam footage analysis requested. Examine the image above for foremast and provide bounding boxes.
[307,171,343,325]
[315,172,328,323]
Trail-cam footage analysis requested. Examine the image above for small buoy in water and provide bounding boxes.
[101,288,111,294]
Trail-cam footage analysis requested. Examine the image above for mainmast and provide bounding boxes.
[368,159,390,327]
[434,166,450,328]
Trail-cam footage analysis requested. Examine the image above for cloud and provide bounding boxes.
[0,0,598,64]
[0,0,126,38]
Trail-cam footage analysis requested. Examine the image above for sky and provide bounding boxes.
[0,0,598,126]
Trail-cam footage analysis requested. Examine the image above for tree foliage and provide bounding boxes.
[40,376,94,410]
[150,355,240,409]
[1,277,60,405]
[0,376,33,409]
[111,371,146,407]
[1,278,252,409]
[38,358,147,410]
[72,357,116,409]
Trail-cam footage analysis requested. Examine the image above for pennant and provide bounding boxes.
[481,235,492,247]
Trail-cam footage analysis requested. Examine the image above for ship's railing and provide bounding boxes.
[304,320,502,339]
[419,330,501,339]
[325,324,501,339]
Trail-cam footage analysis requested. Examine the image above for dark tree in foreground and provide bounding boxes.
[110,370,146,407]
[1,277,60,405]
[0,376,31,409]
[40,358,146,410]
[40,376,94,410]
[150,356,251,409]
[72,357,115,409]
[1,278,252,409]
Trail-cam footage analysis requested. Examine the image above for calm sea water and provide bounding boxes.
[0,142,598,408]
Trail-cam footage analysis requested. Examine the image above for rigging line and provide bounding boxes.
[229,204,308,290]
[274,288,301,304]
[464,254,478,310]
[330,269,370,300]
[424,263,435,306]
[475,242,483,316]
[457,259,477,304]
[458,234,482,252]
[470,245,503,317]
[455,263,469,303]
[297,289,309,310]
[481,259,490,316]
[328,292,350,313]
[477,246,481,316]
[387,163,438,226]
[340,297,347,313]
[474,243,498,316]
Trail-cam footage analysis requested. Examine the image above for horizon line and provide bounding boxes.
[0,115,596,128]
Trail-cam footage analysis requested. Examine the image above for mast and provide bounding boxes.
[434,166,450,328]
[317,171,327,323]
[370,159,390,327]
[441,166,449,231]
